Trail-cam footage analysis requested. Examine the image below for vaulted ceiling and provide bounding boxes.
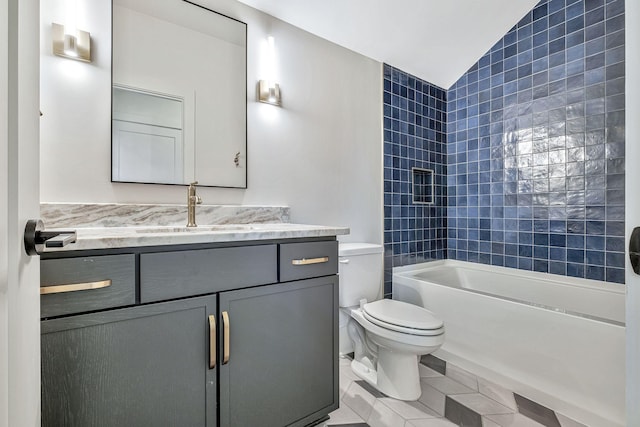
[235,0,540,88]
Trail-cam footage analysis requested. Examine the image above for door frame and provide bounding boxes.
[626,0,639,425]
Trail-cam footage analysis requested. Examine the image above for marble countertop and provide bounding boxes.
[43,223,350,252]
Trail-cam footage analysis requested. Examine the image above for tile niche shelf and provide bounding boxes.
[412,167,435,205]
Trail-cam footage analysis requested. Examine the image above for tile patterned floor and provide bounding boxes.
[323,356,587,427]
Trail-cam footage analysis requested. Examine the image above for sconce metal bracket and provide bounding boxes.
[52,22,91,62]
[258,80,282,106]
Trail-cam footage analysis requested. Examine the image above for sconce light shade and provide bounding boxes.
[258,80,281,106]
[52,22,91,62]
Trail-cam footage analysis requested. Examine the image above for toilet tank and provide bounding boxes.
[338,243,384,307]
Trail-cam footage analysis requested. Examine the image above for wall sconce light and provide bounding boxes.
[52,22,91,62]
[258,80,281,106]
[258,36,281,106]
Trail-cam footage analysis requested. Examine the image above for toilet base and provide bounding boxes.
[351,358,377,386]
[351,347,421,401]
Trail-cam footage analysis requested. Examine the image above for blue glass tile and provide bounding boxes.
[533,3,548,20]
[519,37,533,52]
[519,258,533,270]
[504,256,517,268]
[549,10,565,27]
[567,2,585,20]
[534,246,549,259]
[586,220,606,235]
[480,241,492,253]
[606,15,625,35]
[566,30,585,48]
[566,16,585,35]
[567,263,585,278]
[586,250,605,265]
[586,265,605,280]
[504,243,518,256]
[549,247,567,261]
[585,234,604,250]
[503,29,517,46]
[549,23,566,41]
[586,22,606,42]
[515,232,532,246]
[586,0,605,12]
[567,249,585,263]
[567,45,586,63]
[606,268,624,283]
[549,220,567,232]
[585,37,606,57]
[549,261,566,275]
[518,24,533,40]
[550,234,567,247]
[534,259,549,273]
[606,236,625,252]
[606,0,624,19]
[489,254,503,266]
[606,252,625,268]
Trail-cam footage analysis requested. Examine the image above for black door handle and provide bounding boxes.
[630,227,640,274]
[24,219,76,256]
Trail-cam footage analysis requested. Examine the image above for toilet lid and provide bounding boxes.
[363,299,444,333]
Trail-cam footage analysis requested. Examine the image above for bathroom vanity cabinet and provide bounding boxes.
[40,238,339,427]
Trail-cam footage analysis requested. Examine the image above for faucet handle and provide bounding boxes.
[189,181,198,187]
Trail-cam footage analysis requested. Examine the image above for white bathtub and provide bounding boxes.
[393,260,625,427]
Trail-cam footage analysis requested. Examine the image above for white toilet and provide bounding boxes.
[339,243,444,401]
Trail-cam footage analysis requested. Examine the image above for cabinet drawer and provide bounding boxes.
[140,244,277,303]
[40,254,135,318]
[279,241,338,282]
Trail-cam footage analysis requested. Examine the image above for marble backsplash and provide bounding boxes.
[41,203,291,228]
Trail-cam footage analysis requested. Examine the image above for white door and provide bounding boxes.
[627,1,640,425]
[0,0,41,426]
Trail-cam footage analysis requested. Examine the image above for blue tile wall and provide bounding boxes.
[383,64,448,297]
[446,0,625,283]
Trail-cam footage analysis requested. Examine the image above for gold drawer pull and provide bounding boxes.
[291,256,329,266]
[208,315,216,369]
[222,311,230,364]
[40,279,112,295]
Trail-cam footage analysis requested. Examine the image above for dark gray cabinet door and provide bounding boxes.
[219,276,339,427]
[41,295,217,427]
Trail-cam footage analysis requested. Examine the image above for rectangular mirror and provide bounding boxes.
[41,0,247,189]
[112,0,247,187]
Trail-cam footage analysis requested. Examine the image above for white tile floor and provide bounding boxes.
[327,357,454,426]
[324,357,587,427]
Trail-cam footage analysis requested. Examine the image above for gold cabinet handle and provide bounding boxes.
[40,279,112,295]
[291,256,329,266]
[222,311,230,364]
[208,315,216,369]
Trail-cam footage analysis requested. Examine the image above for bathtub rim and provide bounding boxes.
[393,259,625,327]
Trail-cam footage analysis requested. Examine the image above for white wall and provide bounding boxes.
[40,0,383,244]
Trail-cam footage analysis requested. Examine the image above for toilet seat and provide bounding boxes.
[350,306,444,348]
[363,299,444,336]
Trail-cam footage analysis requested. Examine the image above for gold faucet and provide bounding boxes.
[187,181,202,227]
